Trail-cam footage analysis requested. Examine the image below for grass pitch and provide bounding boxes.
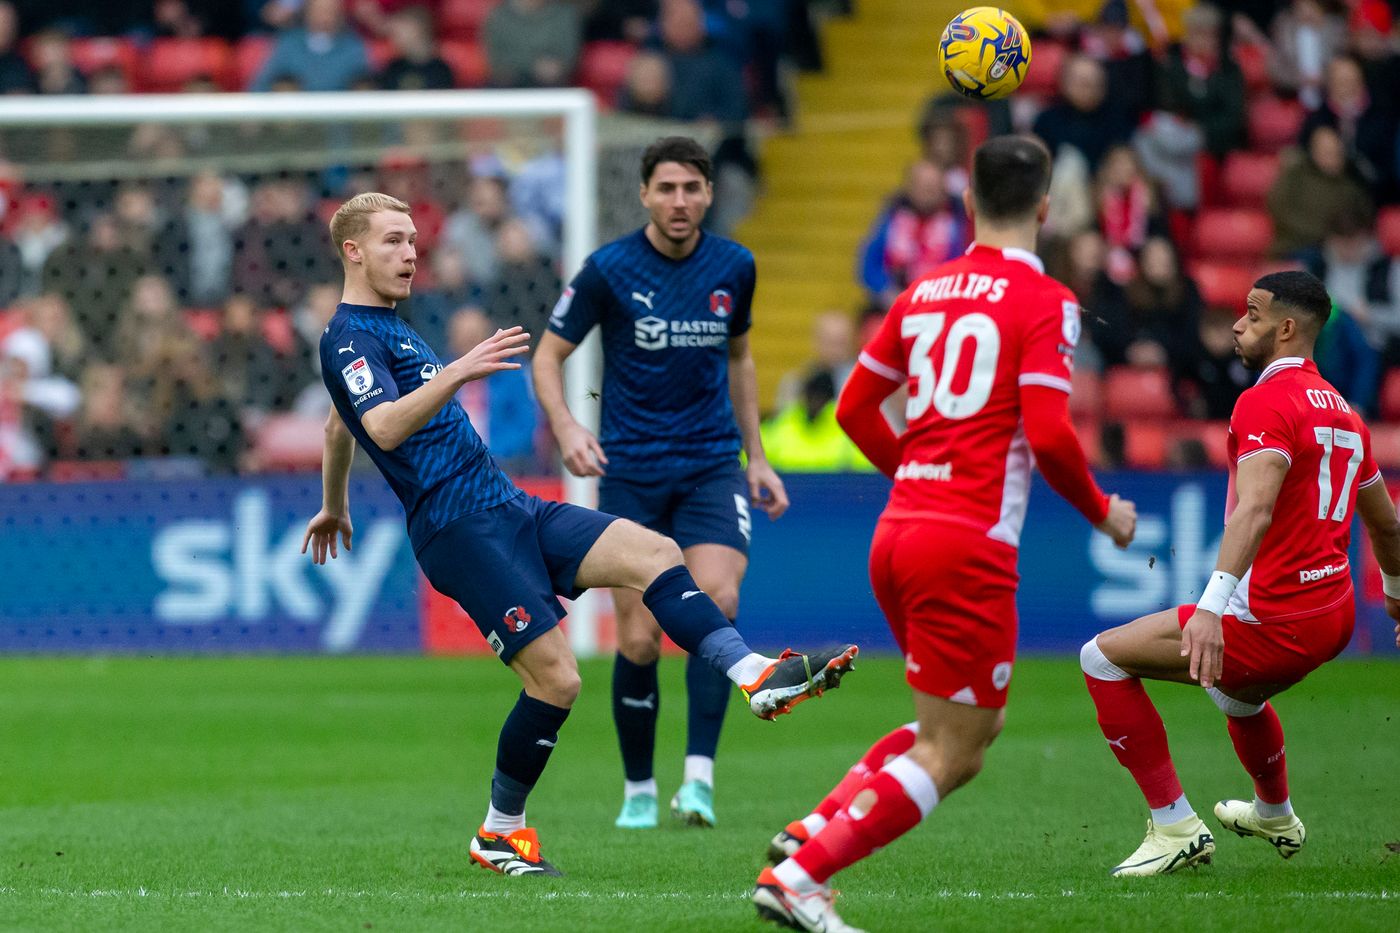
[1,655,1397,932]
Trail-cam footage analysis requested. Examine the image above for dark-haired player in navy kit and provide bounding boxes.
[534,137,789,831]
[302,192,858,879]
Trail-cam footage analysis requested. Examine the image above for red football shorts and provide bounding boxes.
[869,517,1020,708]
[1174,593,1355,692]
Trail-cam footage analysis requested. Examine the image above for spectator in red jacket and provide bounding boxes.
[858,160,969,308]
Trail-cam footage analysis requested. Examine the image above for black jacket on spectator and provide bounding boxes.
[0,50,34,93]
[1032,100,1133,171]
[1301,108,1398,204]
[1092,277,1204,370]
[666,44,748,123]
[380,57,456,91]
[0,238,22,306]
[1157,50,1246,156]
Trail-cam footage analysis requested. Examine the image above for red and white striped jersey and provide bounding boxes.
[858,244,1080,547]
[1224,356,1381,621]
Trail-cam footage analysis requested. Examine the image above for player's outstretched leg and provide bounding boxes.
[768,722,919,863]
[575,520,858,721]
[1208,691,1306,858]
[756,697,995,930]
[469,630,576,877]
[1081,628,1214,876]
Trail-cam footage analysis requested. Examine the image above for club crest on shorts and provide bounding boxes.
[341,356,374,394]
[504,605,532,633]
[709,288,733,318]
[991,661,1013,691]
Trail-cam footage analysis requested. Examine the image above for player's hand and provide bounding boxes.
[1180,608,1225,689]
[557,421,608,477]
[1095,494,1137,549]
[302,509,353,564]
[747,457,789,520]
[451,326,531,383]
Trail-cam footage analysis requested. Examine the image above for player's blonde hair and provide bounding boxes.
[329,192,412,261]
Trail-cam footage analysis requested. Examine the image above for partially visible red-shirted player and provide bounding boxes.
[1080,269,1400,878]
[751,135,1139,933]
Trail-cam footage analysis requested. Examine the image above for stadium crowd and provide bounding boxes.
[837,0,1400,471]
[0,0,823,479]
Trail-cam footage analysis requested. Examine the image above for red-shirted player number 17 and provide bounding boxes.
[901,312,1001,421]
[1313,427,1363,522]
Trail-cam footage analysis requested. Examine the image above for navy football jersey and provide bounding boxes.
[320,303,519,552]
[548,228,754,475]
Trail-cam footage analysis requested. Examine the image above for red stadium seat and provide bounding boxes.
[439,0,498,40]
[139,38,232,93]
[233,35,272,90]
[1192,209,1272,263]
[1379,370,1400,422]
[1069,367,1103,418]
[1019,40,1065,99]
[577,41,636,105]
[184,308,221,340]
[1123,422,1169,469]
[1220,151,1280,208]
[0,308,20,342]
[366,38,395,73]
[1190,261,1257,312]
[1248,97,1305,152]
[1379,206,1400,257]
[1233,41,1270,95]
[1368,424,1400,469]
[1074,418,1104,467]
[1103,366,1177,420]
[68,37,138,85]
[260,310,296,356]
[440,39,488,87]
[48,459,127,482]
[254,414,326,473]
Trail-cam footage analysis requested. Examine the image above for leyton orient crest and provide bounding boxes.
[709,289,733,318]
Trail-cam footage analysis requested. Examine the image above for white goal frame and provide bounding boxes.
[0,89,606,656]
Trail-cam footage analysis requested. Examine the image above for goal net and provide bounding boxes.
[0,90,688,656]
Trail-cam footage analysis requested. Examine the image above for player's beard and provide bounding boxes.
[1237,328,1275,371]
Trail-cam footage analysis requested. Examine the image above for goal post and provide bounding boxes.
[0,89,608,654]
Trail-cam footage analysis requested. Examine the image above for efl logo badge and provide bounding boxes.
[946,21,977,42]
[341,356,374,394]
[504,605,532,633]
[709,289,733,318]
[991,661,1013,691]
[486,631,505,656]
[549,286,574,327]
[1061,300,1081,346]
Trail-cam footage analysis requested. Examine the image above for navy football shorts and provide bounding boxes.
[598,461,751,556]
[416,492,618,663]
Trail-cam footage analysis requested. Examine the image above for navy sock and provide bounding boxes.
[643,566,753,674]
[490,691,571,816]
[612,653,659,782]
[686,642,732,759]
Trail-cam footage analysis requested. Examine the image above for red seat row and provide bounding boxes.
[40,33,633,100]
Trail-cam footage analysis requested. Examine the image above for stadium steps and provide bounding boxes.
[738,0,965,408]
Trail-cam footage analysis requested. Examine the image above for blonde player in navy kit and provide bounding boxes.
[304,192,856,879]
[534,137,787,831]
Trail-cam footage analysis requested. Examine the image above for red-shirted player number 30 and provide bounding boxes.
[901,312,1001,420]
[1313,426,1363,522]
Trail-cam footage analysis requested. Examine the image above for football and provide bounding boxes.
[938,6,1033,100]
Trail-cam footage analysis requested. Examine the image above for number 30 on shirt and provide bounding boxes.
[902,312,1001,421]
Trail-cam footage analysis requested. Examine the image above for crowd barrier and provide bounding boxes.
[2,472,1395,656]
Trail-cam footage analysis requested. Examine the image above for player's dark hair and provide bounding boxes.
[971,135,1051,223]
[641,136,712,184]
[1254,270,1332,336]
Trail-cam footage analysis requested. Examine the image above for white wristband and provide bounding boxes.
[1383,572,1400,600]
[1196,571,1240,616]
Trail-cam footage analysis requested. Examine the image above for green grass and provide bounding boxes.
[1,656,1397,932]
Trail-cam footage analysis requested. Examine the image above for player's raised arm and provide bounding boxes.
[1355,475,1400,637]
[533,330,608,477]
[303,407,357,564]
[360,326,530,451]
[1018,383,1134,546]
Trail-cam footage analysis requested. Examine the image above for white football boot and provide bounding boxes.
[1111,815,1215,876]
[1214,799,1306,859]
